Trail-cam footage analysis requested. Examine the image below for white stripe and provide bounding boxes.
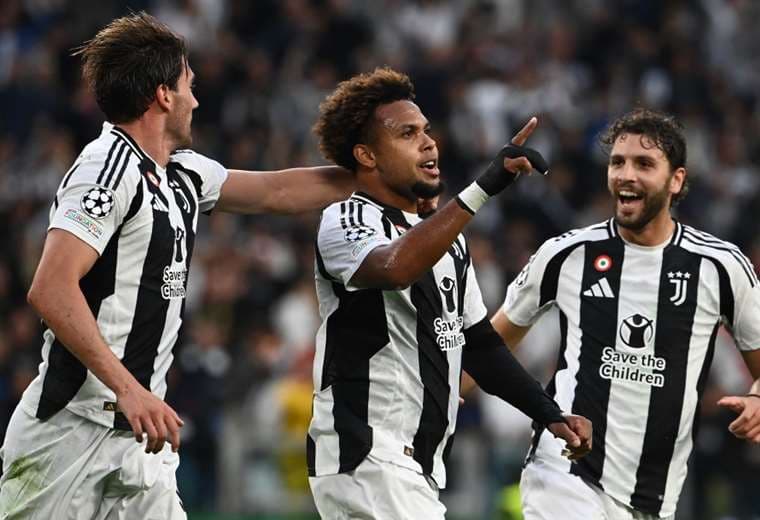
[591,284,604,297]
[535,245,585,471]
[600,245,663,503]
[660,258,717,514]
[599,277,615,298]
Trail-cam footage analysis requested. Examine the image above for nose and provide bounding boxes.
[421,132,436,152]
[614,160,636,183]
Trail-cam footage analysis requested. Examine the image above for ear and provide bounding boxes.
[353,144,376,169]
[669,167,686,196]
[155,84,172,112]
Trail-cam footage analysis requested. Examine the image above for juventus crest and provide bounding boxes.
[667,271,691,306]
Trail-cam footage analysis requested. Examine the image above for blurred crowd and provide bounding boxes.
[2,0,760,518]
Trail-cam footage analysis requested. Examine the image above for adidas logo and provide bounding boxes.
[583,277,615,298]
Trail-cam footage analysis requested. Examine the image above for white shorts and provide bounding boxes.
[0,405,186,520]
[520,458,673,520]
[308,455,446,520]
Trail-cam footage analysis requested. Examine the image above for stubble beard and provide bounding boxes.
[614,184,670,231]
[412,179,445,199]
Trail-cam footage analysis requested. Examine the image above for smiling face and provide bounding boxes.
[166,62,198,150]
[365,100,441,201]
[607,133,685,231]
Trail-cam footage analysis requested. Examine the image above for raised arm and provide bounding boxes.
[27,229,183,454]
[352,119,545,289]
[216,165,355,214]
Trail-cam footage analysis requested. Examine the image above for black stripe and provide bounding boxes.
[570,238,625,488]
[682,232,756,287]
[539,243,584,306]
[111,127,146,160]
[631,249,702,514]
[110,148,134,190]
[339,202,347,230]
[691,322,720,442]
[411,268,450,476]
[306,433,316,477]
[96,139,120,185]
[357,202,364,226]
[171,163,203,200]
[102,143,127,188]
[61,163,80,189]
[117,162,174,429]
[347,201,357,227]
[704,256,734,331]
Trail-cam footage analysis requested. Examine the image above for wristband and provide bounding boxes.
[456,181,490,215]
[745,394,760,400]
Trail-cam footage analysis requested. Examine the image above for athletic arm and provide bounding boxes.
[462,318,592,459]
[490,308,532,351]
[461,305,532,396]
[27,229,183,453]
[216,166,355,214]
[718,349,760,443]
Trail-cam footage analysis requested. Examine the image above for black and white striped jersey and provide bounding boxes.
[307,192,488,488]
[20,123,227,430]
[503,218,760,517]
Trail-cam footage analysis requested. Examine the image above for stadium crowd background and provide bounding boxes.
[1,0,760,518]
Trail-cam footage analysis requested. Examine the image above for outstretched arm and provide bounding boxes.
[216,165,355,214]
[462,318,592,460]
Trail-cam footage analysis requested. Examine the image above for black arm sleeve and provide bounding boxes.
[462,318,565,426]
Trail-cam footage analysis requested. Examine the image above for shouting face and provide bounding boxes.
[607,133,684,231]
[368,100,442,201]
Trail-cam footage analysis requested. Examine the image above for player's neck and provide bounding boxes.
[116,117,175,168]
[616,210,675,247]
[356,172,417,213]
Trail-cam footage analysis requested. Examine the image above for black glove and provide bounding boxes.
[476,144,549,196]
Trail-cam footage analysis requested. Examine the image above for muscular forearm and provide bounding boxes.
[352,200,472,289]
[28,281,140,397]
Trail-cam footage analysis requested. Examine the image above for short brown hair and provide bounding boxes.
[601,108,689,204]
[73,12,188,124]
[313,67,415,171]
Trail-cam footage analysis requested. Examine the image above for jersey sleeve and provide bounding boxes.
[463,256,488,329]
[48,153,140,255]
[728,256,760,352]
[501,241,556,327]
[169,150,228,213]
[316,200,391,291]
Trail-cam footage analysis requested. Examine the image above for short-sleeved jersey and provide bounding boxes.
[502,218,760,517]
[20,123,228,430]
[307,192,488,488]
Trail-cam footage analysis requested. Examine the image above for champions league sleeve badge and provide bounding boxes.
[80,186,115,219]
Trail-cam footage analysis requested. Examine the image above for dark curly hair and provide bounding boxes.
[313,67,415,171]
[73,12,188,124]
[601,108,689,205]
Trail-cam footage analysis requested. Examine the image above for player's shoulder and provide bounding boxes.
[64,125,142,191]
[678,223,757,283]
[168,148,222,172]
[322,192,385,222]
[535,219,614,260]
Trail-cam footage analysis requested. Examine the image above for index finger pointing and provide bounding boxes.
[511,117,538,146]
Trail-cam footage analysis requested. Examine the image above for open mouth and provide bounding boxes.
[617,189,644,208]
[418,159,439,176]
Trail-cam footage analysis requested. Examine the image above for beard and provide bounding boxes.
[411,179,445,199]
[613,183,670,231]
[167,107,193,150]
